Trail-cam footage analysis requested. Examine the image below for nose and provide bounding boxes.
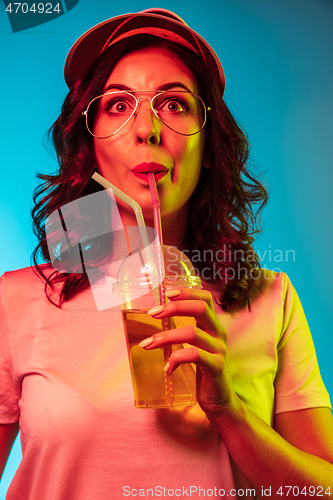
[133,98,160,145]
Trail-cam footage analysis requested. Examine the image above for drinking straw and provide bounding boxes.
[92,172,163,286]
[147,174,163,247]
[147,173,174,405]
[92,172,150,248]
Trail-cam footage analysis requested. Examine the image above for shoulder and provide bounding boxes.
[248,270,310,345]
[227,270,303,329]
[252,269,303,313]
[256,267,290,291]
[244,269,292,311]
[206,269,294,314]
[1,264,52,286]
[1,264,53,303]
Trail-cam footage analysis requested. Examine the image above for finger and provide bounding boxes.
[139,324,224,354]
[164,346,225,376]
[166,288,215,311]
[147,299,226,339]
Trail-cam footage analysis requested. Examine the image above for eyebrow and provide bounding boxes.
[103,82,193,93]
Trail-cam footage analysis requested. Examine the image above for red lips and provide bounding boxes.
[131,162,168,182]
[132,162,168,173]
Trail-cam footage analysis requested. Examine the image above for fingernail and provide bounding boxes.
[164,362,170,373]
[166,290,180,298]
[147,305,164,316]
[139,337,153,348]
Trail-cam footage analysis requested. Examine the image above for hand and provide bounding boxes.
[139,288,237,420]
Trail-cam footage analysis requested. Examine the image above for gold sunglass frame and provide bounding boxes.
[82,90,211,139]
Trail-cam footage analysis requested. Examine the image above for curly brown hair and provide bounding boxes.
[31,34,268,310]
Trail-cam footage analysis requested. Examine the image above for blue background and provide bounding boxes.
[0,0,332,495]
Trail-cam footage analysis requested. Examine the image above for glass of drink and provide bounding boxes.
[113,245,201,409]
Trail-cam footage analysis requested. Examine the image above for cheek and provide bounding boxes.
[175,136,204,177]
[93,139,121,170]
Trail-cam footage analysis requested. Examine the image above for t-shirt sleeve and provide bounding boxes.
[0,274,20,423]
[274,274,331,414]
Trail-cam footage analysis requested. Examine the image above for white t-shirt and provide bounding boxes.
[0,266,331,499]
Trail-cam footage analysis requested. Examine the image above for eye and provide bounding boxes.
[159,98,188,113]
[104,97,134,115]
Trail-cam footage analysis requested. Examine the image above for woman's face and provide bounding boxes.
[93,47,206,231]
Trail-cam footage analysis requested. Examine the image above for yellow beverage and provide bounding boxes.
[122,309,197,408]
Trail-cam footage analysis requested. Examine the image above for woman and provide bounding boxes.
[1,8,332,499]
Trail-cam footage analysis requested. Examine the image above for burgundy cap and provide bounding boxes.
[64,8,225,94]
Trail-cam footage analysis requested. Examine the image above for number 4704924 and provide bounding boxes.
[276,486,331,496]
[5,3,61,14]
